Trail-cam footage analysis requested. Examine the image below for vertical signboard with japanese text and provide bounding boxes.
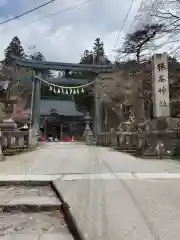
[152,53,170,117]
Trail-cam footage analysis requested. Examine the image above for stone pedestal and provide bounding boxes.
[28,128,38,149]
[0,118,17,130]
[84,124,93,145]
[118,120,134,145]
[0,118,17,160]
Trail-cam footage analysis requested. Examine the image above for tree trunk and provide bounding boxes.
[136,51,140,64]
[0,103,5,122]
[134,70,145,122]
[134,98,145,122]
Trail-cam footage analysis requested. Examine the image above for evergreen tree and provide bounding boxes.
[75,38,111,113]
[29,52,45,61]
[4,36,25,65]
[80,38,111,65]
[29,51,52,77]
[80,50,94,64]
[93,38,105,63]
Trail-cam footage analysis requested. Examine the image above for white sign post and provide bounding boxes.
[152,53,170,117]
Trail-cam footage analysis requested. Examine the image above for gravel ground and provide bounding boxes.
[0,185,55,199]
[0,211,66,236]
[0,185,68,237]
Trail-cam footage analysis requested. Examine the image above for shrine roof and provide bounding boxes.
[40,99,84,117]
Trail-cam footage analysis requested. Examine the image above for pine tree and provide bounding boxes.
[4,36,25,66]
[120,24,163,63]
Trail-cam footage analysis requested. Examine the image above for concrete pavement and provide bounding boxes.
[27,143,180,175]
[2,142,180,175]
[1,143,180,239]
[54,178,180,240]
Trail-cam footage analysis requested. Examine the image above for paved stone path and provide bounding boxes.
[1,142,180,175]
[1,142,180,239]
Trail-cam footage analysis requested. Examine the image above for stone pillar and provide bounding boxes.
[152,53,170,117]
[0,129,4,161]
[18,136,24,148]
[31,74,41,135]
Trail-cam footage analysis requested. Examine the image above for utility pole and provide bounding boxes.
[93,54,101,136]
[95,78,101,135]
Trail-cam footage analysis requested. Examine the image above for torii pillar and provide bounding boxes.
[32,74,41,132]
[29,72,41,145]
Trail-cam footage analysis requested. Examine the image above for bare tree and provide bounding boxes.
[98,59,154,128]
[156,0,180,32]
[113,24,163,124]
[148,0,180,58]
[0,62,12,82]
[98,70,141,122]
[118,24,164,63]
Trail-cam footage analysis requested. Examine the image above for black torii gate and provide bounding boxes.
[13,56,114,135]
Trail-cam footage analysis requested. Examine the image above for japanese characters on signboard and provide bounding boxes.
[152,53,170,117]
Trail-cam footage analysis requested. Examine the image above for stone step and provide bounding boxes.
[120,149,136,152]
[91,138,97,145]
[0,184,73,239]
[118,144,137,148]
[0,185,61,210]
[117,148,137,151]
[114,145,137,156]
[0,233,73,240]
[1,196,61,212]
[114,146,137,150]
[0,212,68,239]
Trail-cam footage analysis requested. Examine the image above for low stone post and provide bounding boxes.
[123,121,131,145]
[28,128,38,149]
[156,140,166,159]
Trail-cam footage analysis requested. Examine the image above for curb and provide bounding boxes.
[51,181,85,240]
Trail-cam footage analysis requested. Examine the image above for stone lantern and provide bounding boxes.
[83,112,93,145]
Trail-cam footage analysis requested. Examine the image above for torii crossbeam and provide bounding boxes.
[13,56,115,73]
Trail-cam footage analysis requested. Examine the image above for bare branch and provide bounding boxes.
[119,24,164,63]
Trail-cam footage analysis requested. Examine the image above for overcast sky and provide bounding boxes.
[0,0,142,63]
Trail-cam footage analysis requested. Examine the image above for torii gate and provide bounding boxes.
[12,56,114,135]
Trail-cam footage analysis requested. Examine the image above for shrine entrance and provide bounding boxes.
[12,56,114,138]
[41,122,70,141]
[40,113,72,141]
